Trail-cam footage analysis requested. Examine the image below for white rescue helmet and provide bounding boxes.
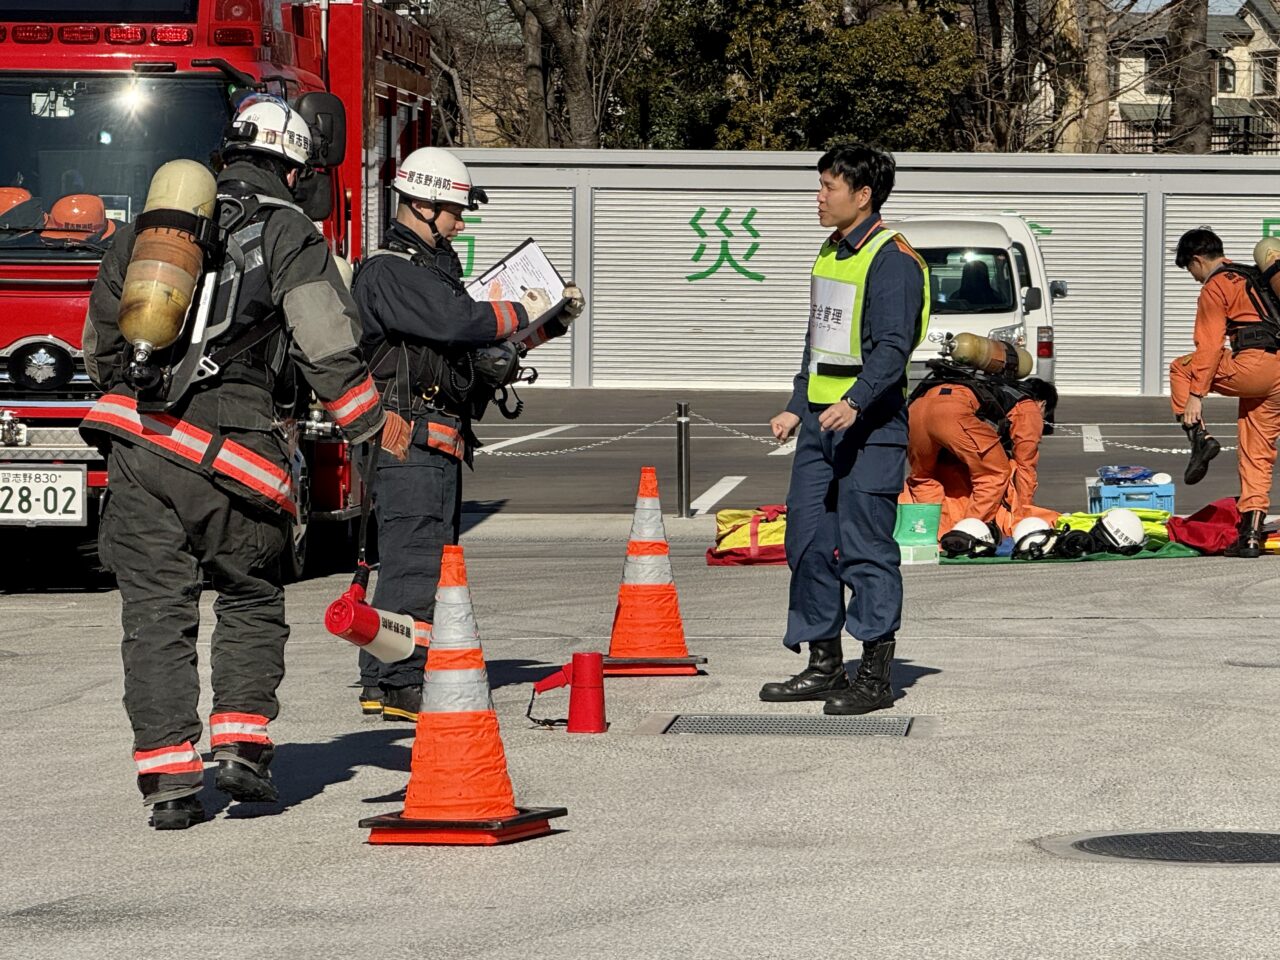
[224,94,313,167]
[1011,517,1056,560]
[940,517,998,558]
[1092,508,1146,555]
[394,147,487,210]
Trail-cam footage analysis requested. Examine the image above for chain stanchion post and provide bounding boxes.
[676,401,692,518]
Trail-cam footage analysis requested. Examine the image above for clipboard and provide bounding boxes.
[465,238,569,338]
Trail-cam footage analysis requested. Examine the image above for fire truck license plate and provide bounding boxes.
[0,466,87,526]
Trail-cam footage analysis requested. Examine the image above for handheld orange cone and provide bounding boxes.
[604,466,706,677]
[360,545,566,845]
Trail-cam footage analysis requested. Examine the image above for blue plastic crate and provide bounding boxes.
[1086,479,1175,515]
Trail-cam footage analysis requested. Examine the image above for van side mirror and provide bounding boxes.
[1022,286,1043,312]
[1049,279,1069,300]
[295,92,346,167]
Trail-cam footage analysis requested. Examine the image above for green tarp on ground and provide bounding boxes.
[939,541,1201,565]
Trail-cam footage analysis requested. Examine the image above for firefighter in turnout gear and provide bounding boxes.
[80,95,385,830]
[1170,227,1280,557]
[904,360,1057,533]
[354,146,584,721]
[760,144,929,717]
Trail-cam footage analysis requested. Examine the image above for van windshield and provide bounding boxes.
[920,247,1017,314]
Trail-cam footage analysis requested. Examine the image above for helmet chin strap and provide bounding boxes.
[407,200,448,248]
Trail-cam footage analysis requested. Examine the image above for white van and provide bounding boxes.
[891,215,1067,383]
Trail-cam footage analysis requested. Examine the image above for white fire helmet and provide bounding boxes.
[1092,508,1146,556]
[940,517,999,558]
[1011,517,1057,560]
[224,94,313,167]
[394,147,487,210]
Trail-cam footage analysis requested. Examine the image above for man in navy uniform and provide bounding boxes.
[760,143,930,715]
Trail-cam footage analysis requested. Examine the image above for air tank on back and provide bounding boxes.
[118,160,217,384]
[943,331,1034,379]
[1254,236,1280,300]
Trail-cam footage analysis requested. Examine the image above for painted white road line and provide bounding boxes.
[475,424,576,453]
[769,437,798,456]
[1082,425,1105,452]
[690,475,747,515]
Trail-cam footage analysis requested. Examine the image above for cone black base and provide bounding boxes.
[360,806,568,845]
[604,655,706,677]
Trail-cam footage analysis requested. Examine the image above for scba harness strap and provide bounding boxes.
[362,246,531,420]
[1210,262,1280,354]
[131,188,301,409]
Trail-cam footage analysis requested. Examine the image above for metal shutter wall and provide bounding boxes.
[591,191,825,386]
[1161,196,1273,391]
[885,193,1146,395]
[463,188,575,384]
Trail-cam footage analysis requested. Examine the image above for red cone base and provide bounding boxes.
[360,806,568,846]
[603,656,706,677]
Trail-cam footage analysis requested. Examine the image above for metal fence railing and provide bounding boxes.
[1103,117,1280,155]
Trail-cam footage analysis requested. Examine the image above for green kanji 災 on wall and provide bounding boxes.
[687,206,764,282]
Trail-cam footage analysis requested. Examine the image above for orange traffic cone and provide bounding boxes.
[360,544,566,845]
[604,466,707,677]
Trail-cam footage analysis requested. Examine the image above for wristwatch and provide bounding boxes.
[844,397,860,412]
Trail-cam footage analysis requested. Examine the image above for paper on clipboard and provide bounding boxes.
[465,238,568,340]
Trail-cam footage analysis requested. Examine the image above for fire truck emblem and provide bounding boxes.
[24,348,57,384]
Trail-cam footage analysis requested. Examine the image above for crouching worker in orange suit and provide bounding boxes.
[1170,227,1280,558]
[903,360,1058,536]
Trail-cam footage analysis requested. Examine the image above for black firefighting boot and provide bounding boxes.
[149,795,206,831]
[1225,510,1265,558]
[359,685,384,716]
[759,639,850,702]
[1182,421,1220,485]
[381,684,422,723]
[824,641,896,715]
[214,742,279,803]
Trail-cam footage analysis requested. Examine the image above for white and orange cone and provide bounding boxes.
[604,466,706,677]
[360,544,566,845]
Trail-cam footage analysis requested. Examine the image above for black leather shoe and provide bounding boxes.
[149,795,205,830]
[214,741,278,803]
[359,685,384,716]
[759,640,849,702]
[1183,423,1220,485]
[824,641,896,715]
[1225,510,1265,558]
[381,684,422,722]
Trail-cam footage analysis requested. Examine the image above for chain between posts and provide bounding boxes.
[477,410,782,458]
[687,411,778,447]
[476,412,677,457]
[1053,426,1237,455]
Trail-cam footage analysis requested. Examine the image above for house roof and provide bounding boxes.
[1113,7,1260,50]
[1119,99,1260,122]
[1243,0,1280,38]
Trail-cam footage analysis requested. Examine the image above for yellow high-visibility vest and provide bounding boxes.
[807,228,931,404]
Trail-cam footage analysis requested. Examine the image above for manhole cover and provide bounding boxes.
[1041,831,1280,865]
[645,714,912,737]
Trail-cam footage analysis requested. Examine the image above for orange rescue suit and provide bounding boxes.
[1169,263,1280,514]
[904,383,1045,533]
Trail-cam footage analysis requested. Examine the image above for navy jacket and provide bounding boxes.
[787,216,925,445]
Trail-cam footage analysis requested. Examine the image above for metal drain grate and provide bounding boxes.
[656,714,912,737]
[1046,831,1280,865]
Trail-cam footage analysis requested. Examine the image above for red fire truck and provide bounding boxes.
[0,0,432,580]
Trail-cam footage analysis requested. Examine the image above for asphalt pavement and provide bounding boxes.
[4,391,1279,959]
[464,390,1248,518]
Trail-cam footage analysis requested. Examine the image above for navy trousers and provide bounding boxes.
[783,407,905,650]
[360,420,462,689]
